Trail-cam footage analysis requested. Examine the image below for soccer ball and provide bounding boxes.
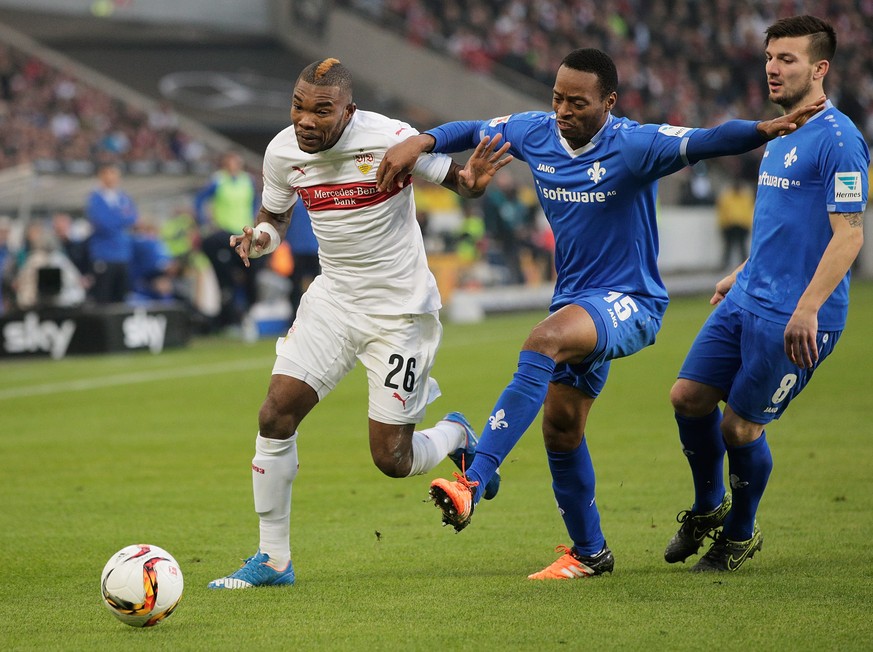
[100,544,184,627]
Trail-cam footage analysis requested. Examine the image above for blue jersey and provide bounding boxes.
[86,188,138,264]
[286,200,319,255]
[472,112,708,315]
[730,102,869,330]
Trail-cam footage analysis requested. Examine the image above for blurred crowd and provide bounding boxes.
[0,22,559,328]
[343,0,873,180]
[0,165,551,325]
[415,175,555,290]
[7,2,871,328]
[0,40,302,333]
[0,43,208,172]
[0,166,215,322]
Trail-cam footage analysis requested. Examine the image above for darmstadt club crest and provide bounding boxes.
[355,152,375,174]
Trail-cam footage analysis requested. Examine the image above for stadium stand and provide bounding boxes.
[0,1,869,329]
[340,1,872,138]
[0,20,250,216]
[0,43,201,173]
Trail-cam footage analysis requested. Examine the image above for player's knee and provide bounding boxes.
[542,420,584,452]
[257,398,293,440]
[670,380,712,416]
[669,382,691,412]
[371,448,410,478]
[523,325,562,359]
[720,411,764,447]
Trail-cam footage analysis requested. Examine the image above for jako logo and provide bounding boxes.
[536,163,556,173]
[2,312,76,359]
[123,309,167,353]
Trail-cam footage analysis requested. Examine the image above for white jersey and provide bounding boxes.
[262,110,453,314]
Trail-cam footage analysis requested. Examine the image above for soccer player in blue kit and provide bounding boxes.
[665,15,867,572]
[376,47,825,579]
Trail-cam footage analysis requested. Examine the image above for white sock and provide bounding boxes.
[252,432,298,568]
[407,419,466,476]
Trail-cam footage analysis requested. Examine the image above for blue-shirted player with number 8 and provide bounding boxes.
[377,47,824,580]
[666,15,868,573]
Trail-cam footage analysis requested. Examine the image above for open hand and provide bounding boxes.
[229,225,271,268]
[457,134,514,194]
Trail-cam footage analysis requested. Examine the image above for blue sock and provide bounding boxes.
[466,350,555,502]
[547,437,604,556]
[723,432,772,540]
[676,409,726,513]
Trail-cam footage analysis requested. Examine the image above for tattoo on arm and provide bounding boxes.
[839,212,863,229]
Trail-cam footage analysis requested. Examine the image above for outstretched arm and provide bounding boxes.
[441,135,514,198]
[377,120,484,192]
[687,95,827,161]
[230,205,292,268]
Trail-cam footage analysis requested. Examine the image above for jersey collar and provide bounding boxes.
[775,99,833,139]
[811,99,834,121]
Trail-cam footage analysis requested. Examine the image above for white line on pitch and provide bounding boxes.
[0,327,526,401]
[0,358,266,401]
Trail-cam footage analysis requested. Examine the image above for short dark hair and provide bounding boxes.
[765,15,836,62]
[560,48,618,98]
[298,58,353,97]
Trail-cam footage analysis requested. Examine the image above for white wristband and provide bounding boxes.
[248,222,280,258]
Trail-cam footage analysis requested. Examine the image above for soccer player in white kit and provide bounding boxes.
[208,58,512,589]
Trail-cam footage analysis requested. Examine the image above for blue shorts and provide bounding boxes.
[551,290,663,398]
[678,295,841,424]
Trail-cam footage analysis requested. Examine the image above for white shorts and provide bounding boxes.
[272,278,443,425]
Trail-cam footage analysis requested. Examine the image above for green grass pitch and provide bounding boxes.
[2,284,872,650]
